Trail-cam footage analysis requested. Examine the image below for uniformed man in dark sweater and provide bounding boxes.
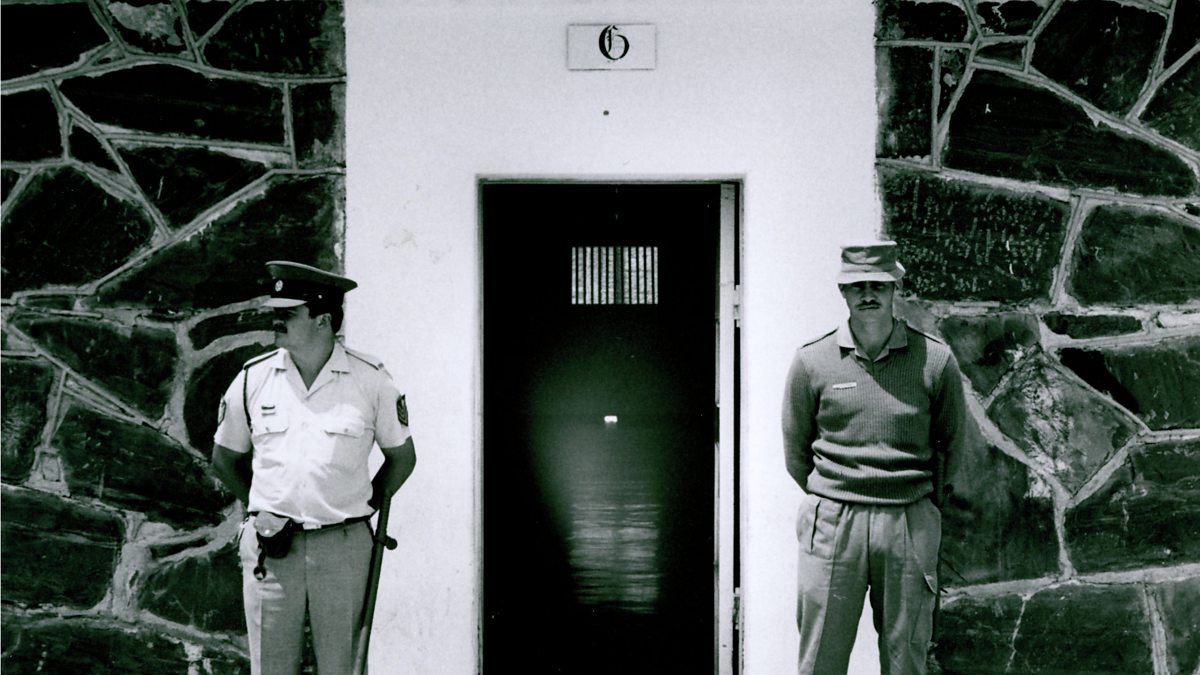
[782,241,968,675]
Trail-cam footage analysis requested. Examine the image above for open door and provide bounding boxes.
[482,182,739,674]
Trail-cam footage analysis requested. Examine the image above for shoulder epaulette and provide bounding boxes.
[907,324,947,345]
[242,348,280,371]
[344,347,383,370]
[241,348,280,428]
[799,328,837,349]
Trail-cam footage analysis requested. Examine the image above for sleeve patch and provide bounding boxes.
[396,395,409,426]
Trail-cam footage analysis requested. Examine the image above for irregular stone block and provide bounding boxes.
[988,355,1138,494]
[1142,55,1200,152]
[941,440,1058,585]
[69,124,120,173]
[1061,337,1200,430]
[205,0,345,76]
[95,174,342,311]
[53,406,229,527]
[59,64,284,144]
[1163,0,1200,70]
[1042,312,1141,339]
[1011,584,1153,673]
[0,3,109,80]
[1067,440,1200,573]
[1,486,123,609]
[1032,0,1164,116]
[139,541,245,633]
[880,167,1069,302]
[104,1,187,54]
[877,47,933,160]
[1154,577,1200,675]
[938,313,1040,396]
[934,594,1023,674]
[292,82,346,168]
[945,70,1198,197]
[1,359,55,482]
[15,317,177,418]
[185,0,236,40]
[876,0,970,42]
[975,40,1024,67]
[1,88,62,162]
[1,168,155,297]
[189,309,275,351]
[1057,348,1141,416]
[975,1,1044,35]
[118,144,269,229]
[937,49,968,121]
[184,343,275,454]
[0,613,190,673]
[1072,205,1200,307]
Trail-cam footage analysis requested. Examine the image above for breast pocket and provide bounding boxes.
[317,416,369,470]
[251,414,289,443]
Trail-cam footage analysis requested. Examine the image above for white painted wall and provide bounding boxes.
[345,2,878,672]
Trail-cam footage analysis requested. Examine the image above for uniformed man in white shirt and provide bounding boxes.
[211,260,417,675]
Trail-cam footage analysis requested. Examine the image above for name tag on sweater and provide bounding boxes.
[832,382,857,390]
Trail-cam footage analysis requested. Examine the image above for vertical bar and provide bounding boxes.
[717,183,738,675]
[606,247,614,304]
[652,246,659,304]
[639,246,647,304]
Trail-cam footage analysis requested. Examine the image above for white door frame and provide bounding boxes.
[716,182,742,675]
[475,177,743,674]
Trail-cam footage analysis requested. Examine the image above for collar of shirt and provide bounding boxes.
[274,344,353,395]
[836,318,908,362]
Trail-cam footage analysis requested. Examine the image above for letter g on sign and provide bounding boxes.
[598,25,630,60]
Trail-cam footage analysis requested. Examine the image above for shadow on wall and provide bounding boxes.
[2,2,347,671]
[875,0,1200,672]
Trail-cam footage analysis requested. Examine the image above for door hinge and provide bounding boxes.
[733,586,743,629]
[732,285,742,326]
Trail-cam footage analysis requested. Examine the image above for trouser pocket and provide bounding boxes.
[905,498,941,646]
[796,493,842,560]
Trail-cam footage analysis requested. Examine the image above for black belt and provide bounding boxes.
[302,515,373,532]
[249,513,372,531]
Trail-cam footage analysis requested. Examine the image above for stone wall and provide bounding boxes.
[876,1,1200,673]
[1,1,346,671]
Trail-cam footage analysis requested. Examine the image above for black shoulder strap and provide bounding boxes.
[241,349,279,429]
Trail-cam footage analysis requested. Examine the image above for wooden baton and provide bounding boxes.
[352,498,398,675]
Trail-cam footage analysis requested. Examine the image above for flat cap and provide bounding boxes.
[262,260,357,308]
[836,240,906,284]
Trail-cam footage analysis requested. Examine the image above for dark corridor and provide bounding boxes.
[482,183,721,673]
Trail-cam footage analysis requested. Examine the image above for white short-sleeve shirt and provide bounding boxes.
[214,344,411,528]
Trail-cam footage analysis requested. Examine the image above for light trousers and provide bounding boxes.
[239,516,373,675]
[796,494,940,675]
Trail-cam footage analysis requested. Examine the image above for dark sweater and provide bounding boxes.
[782,320,968,505]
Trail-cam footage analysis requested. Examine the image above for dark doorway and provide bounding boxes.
[482,183,721,674]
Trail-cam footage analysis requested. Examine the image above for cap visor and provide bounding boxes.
[262,297,307,308]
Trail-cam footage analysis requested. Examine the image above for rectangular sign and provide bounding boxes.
[568,24,656,70]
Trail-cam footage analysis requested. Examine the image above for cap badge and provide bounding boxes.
[274,280,284,292]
